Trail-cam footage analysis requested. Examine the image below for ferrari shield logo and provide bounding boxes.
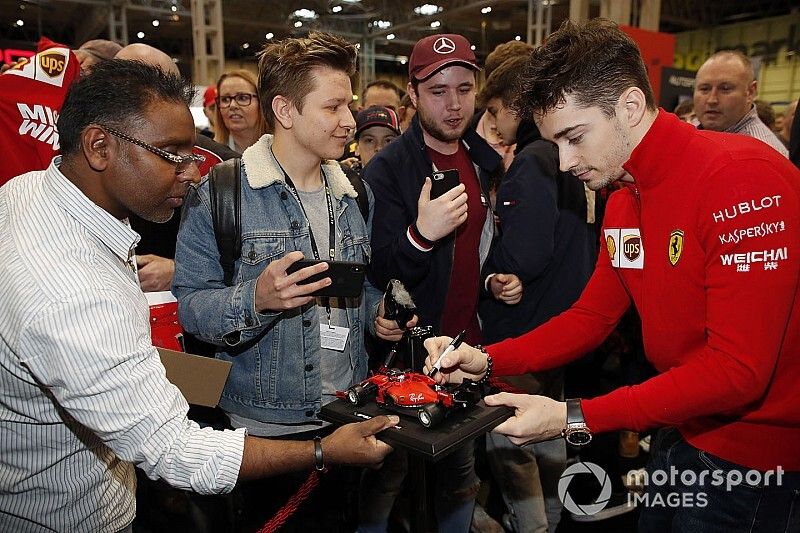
[606,234,616,261]
[668,230,684,266]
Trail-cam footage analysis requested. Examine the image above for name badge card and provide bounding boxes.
[320,323,349,351]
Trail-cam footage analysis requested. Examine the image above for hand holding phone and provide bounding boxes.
[254,251,331,312]
[415,171,469,242]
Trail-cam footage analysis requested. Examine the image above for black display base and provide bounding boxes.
[321,397,513,461]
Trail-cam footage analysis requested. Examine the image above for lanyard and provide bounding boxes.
[270,147,336,263]
[271,147,336,323]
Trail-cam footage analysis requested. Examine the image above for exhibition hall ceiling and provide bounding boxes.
[0,0,796,65]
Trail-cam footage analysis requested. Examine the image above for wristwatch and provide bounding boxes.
[562,398,592,446]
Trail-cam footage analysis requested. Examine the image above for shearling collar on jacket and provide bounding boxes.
[240,134,357,200]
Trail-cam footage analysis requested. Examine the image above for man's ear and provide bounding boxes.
[746,80,758,105]
[621,87,647,128]
[406,82,418,109]
[81,126,113,171]
[272,95,294,130]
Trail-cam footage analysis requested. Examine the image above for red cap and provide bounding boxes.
[203,85,217,108]
[408,34,479,82]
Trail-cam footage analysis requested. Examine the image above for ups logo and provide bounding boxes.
[39,51,66,77]
[623,234,641,261]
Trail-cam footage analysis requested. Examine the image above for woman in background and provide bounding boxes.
[214,69,268,153]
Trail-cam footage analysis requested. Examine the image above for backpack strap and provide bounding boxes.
[209,158,242,286]
[340,163,369,222]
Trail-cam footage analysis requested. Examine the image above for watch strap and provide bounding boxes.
[565,398,585,425]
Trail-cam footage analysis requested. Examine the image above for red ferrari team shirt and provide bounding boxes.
[0,38,80,186]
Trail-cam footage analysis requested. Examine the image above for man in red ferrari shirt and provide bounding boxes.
[0,37,120,185]
[425,19,800,532]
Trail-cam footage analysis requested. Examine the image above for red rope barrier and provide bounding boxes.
[257,469,323,533]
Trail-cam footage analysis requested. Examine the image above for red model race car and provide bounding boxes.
[338,368,481,428]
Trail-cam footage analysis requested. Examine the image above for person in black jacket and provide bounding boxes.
[478,55,595,533]
[361,34,519,532]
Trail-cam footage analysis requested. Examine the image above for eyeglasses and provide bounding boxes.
[104,126,205,172]
[217,93,258,108]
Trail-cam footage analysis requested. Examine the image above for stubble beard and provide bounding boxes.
[417,105,466,143]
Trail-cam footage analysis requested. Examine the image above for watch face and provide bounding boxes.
[566,430,592,446]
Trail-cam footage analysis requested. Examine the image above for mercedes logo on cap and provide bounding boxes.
[433,37,457,55]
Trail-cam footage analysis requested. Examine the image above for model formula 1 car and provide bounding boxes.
[337,367,481,428]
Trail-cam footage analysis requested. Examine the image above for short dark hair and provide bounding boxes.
[363,79,402,100]
[478,55,528,108]
[755,99,776,129]
[673,99,693,116]
[484,40,534,78]
[58,59,193,157]
[515,18,656,119]
[257,32,357,128]
[400,92,414,110]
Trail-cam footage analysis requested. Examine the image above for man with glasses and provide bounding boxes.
[112,44,239,297]
[0,59,396,533]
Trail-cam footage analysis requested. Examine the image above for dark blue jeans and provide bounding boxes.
[638,427,800,533]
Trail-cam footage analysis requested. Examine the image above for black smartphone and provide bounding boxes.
[286,259,366,298]
[430,168,460,199]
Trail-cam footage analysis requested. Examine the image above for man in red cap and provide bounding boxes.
[200,85,217,138]
[360,34,520,532]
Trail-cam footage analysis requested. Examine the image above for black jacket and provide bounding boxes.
[364,115,502,330]
[479,120,594,344]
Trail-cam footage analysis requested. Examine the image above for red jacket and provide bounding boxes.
[489,110,800,471]
[0,38,80,186]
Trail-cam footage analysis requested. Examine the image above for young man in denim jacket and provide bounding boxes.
[174,32,409,530]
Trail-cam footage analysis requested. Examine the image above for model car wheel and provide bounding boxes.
[346,383,377,406]
[418,403,445,428]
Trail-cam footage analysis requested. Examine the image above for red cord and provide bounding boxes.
[257,470,323,533]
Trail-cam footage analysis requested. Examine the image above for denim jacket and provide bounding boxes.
[173,134,376,425]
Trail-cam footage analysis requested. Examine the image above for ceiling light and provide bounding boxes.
[399,57,407,65]
[293,8,318,20]
[15,19,24,26]
[294,21,303,27]
[430,20,441,28]
[242,43,250,49]
[373,20,392,29]
[137,31,145,39]
[386,34,395,40]
[481,6,491,14]
[515,35,521,41]
[152,19,159,27]
[171,5,177,12]
[332,5,342,13]
[414,4,442,16]
[470,45,476,50]
[266,32,274,39]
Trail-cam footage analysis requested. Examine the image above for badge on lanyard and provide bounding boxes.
[320,322,349,351]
